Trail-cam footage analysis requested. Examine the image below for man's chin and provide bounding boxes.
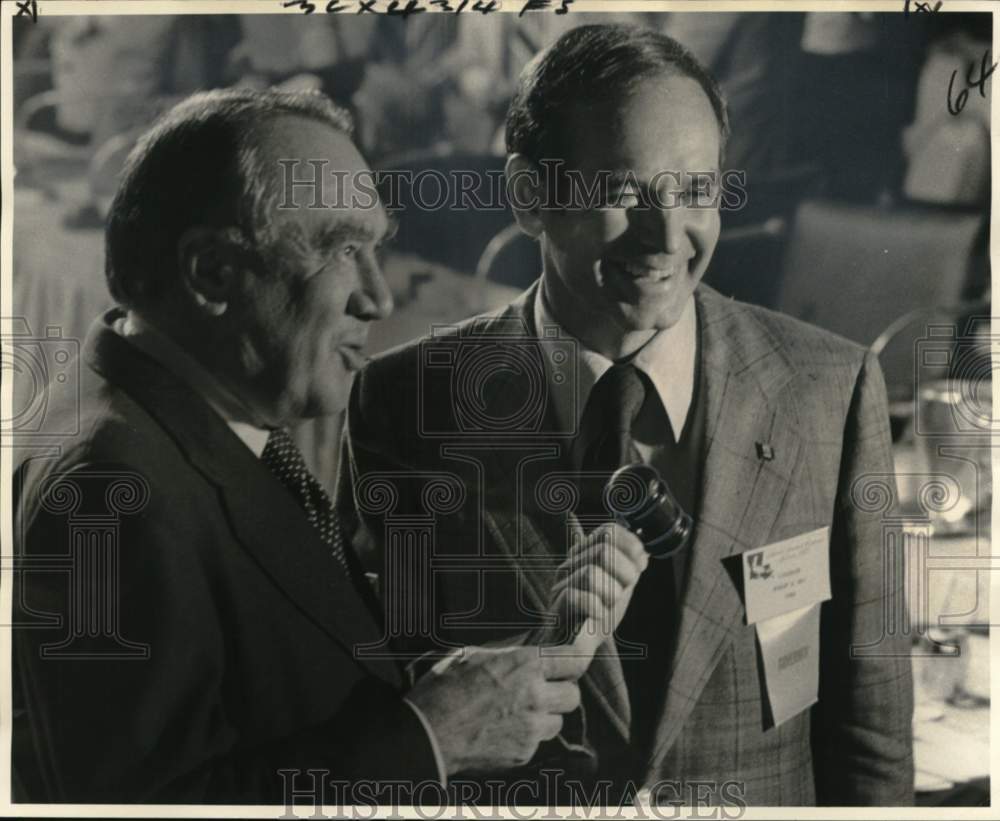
[613,301,686,333]
[302,390,350,419]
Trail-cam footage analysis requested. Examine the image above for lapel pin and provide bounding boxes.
[756,442,775,461]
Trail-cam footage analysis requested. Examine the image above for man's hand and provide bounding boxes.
[542,520,649,650]
[406,646,580,776]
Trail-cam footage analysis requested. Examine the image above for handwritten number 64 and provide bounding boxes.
[948,50,997,116]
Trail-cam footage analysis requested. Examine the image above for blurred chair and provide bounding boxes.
[15,91,174,202]
[871,300,991,422]
[474,223,540,291]
[703,164,817,309]
[14,91,99,191]
[776,198,988,391]
[378,149,512,275]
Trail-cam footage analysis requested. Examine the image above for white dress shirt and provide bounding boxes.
[533,288,698,455]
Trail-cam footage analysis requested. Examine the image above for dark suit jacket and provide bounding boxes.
[344,282,914,806]
[12,311,438,804]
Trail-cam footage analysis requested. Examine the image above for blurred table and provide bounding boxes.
[893,440,992,805]
[11,180,521,490]
[914,685,989,804]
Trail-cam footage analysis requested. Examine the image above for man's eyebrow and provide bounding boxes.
[604,170,720,188]
[310,218,382,253]
[605,171,640,188]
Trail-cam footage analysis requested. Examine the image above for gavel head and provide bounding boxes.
[604,463,692,558]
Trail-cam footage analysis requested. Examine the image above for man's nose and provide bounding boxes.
[632,203,686,255]
[347,256,394,321]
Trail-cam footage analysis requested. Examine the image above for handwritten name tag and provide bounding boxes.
[742,527,831,625]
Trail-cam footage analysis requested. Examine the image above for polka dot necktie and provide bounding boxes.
[261,428,348,572]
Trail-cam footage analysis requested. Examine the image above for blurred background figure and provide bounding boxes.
[15,15,240,222]
[794,12,926,202]
[232,14,378,100]
[352,15,465,157]
[903,13,991,207]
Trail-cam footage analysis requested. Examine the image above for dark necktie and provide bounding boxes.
[579,363,648,477]
[262,428,348,571]
[578,365,682,755]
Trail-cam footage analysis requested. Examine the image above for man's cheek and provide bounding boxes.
[587,208,630,244]
[688,212,720,259]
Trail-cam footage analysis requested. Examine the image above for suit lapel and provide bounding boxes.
[87,316,401,688]
[474,285,633,738]
[645,288,803,775]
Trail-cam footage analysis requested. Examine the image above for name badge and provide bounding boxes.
[743,527,831,625]
[741,527,832,727]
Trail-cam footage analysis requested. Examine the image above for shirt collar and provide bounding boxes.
[113,312,271,458]
[533,287,698,439]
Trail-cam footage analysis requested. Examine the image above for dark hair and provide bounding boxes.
[105,88,353,309]
[505,23,729,166]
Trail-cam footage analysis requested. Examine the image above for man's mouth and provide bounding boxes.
[337,342,369,371]
[602,258,684,284]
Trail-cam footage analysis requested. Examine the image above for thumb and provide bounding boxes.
[568,617,603,662]
[566,511,586,549]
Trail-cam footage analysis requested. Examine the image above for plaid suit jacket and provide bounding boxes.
[345,282,914,807]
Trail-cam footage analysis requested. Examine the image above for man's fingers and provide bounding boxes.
[540,645,592,681]
[536,679,581,714]
[565,566,623,611]
[604,523,649,569]
[562,524,648,586]
[592,540,645,589]
[563,589,612,629]
[470,645,537,680]
[533,712,564,742]
[569,617,606,658]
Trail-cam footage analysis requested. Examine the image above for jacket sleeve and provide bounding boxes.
[341,357,597,780]
[13,459,440,805]
[812,350,915,805]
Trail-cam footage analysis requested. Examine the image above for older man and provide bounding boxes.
[346,24,914,807]
[11,88,600,805]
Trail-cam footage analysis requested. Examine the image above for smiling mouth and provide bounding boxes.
[603,259,683,284]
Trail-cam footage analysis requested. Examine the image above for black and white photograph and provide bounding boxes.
[1,0,994,816]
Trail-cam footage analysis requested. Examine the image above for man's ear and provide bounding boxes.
[176,227,239,317]
[505,154,546,239]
